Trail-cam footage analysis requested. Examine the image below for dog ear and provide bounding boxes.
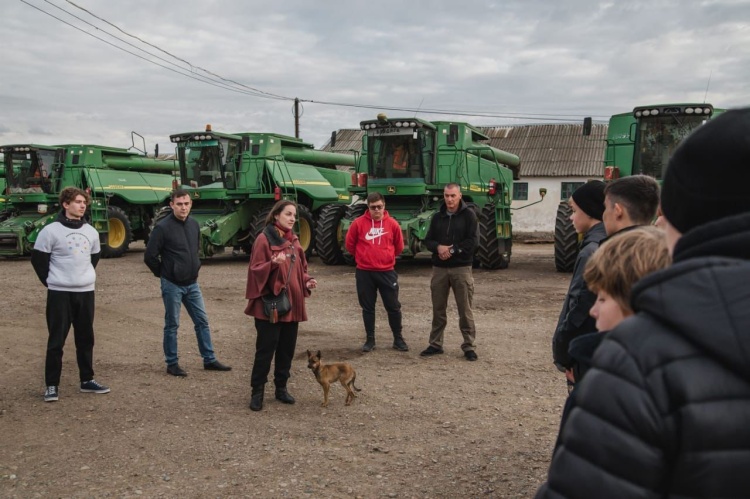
[306,349,311,356]
[317,350,322,358]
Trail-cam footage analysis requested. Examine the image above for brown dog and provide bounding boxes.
[307,350,361,407]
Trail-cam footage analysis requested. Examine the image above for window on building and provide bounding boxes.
[513,182,528,201]
[561,182,585,201]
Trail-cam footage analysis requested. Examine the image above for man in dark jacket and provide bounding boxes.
[144,189,231,377]
[537,107,750,497]
[551,181,607,378]
[420,183,479,361]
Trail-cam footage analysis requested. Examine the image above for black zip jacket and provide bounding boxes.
[144,212,202,286]
[424,199,477,267]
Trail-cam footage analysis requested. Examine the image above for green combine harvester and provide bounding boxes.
[554,103,723,272]
[163,125,355,258]
[0,142,175,257]
[316,114,544,269]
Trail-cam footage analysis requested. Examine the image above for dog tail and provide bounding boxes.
[351,372,362,392]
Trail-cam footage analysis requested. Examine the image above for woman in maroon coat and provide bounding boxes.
[245,201,317,411]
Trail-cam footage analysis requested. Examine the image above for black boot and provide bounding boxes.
[275,386,295,404]
[249,386,264,411]
[362,335,376,352]
[392,334,409,352]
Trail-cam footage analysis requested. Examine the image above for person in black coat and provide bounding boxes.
[551,180,606,385]
[537,107,750,498]
[144,189,231,377]
[420,183,479,360]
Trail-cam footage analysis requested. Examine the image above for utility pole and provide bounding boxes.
[294,98,300,138]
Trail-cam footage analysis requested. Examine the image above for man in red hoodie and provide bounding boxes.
[345,192,408,352]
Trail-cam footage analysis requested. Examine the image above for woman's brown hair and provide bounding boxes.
[265,200,297,225]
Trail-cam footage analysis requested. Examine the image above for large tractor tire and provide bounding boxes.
[315,204,347,265]
[248,205,274,251]
[101,206,132,258]
[296,205,315,259]
[554,201,579,273]
[342,203,367,266]
[477,204,510,270]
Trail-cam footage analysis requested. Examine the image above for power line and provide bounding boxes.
[23,0,611,122]
[35,0,290,101]
[21,0,292,101]
[63,0,290,101]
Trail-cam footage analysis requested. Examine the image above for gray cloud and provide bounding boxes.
[1,0,747,150]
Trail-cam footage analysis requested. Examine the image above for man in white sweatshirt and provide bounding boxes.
[31,187,110,402]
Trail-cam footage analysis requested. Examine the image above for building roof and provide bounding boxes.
[321,123,608,178]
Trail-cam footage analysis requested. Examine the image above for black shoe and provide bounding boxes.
[167,363,187,377]
[275,388,296,404]
[80,379,111,394]
[362,338,376,352]
[464,350,478,361]
[393,336,409,352]
[249,390,264,411]
[420,345,444,356]
[44,386,59,402]
[204,360,232,371]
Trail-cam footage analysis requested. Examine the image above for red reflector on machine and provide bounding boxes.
[604,166,620,180]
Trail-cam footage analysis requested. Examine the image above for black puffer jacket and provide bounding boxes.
[144,212,202,286]
[537,212,750,498]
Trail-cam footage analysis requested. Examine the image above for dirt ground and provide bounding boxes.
[0,242,571,498]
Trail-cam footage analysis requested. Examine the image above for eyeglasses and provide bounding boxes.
[368,205,384,211]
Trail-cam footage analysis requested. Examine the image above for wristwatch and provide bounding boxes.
[449,248,455,255]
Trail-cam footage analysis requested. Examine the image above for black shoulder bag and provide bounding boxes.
[262,254,295,323]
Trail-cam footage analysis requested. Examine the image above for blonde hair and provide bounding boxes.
[583,226,671,314]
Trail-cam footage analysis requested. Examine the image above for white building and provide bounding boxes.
[484,123,606,239]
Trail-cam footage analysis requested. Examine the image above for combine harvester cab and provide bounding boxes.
[165,125,354,258]
[554,103,721,272]
[316,114,536,270]
[0,143,175,258]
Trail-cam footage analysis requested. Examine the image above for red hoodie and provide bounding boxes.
[345,209,404,271]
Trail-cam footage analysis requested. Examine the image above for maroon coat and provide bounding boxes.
[244,224,312,322]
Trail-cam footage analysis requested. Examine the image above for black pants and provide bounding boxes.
[45,290,96,386]
[250,318,299,389]
[355,269,402,338]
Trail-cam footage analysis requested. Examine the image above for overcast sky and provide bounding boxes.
[2,0,748,153]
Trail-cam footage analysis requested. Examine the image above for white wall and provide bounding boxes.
[510,176,601,235]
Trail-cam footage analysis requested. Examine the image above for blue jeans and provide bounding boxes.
[161,278,216,366]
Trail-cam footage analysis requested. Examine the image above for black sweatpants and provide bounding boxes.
[355,268,402,338]
[250,319,299,389]
[45,290,96,386]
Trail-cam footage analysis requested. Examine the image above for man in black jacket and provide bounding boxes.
[420,183,479,361]
[145,189,231,377]
[537,107,750,497]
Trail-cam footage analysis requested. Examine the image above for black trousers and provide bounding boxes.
[45,290,96,386]
[355,269,402,338]
[250,318,299,389]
